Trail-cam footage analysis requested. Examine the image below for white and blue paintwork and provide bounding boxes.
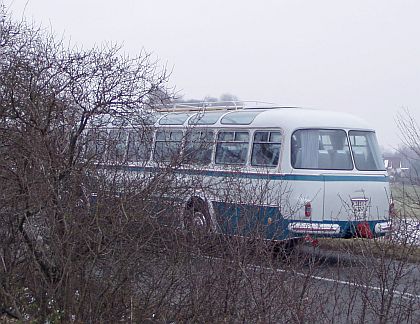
[99,106,392,240]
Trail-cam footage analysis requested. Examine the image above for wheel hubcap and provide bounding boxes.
[192,211,206,228]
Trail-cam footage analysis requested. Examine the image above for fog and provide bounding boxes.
[5,0,420,150]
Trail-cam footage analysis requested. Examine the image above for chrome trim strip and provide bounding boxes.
[288,222,341,235]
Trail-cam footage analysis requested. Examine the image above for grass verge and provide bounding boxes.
[318,237,420,263]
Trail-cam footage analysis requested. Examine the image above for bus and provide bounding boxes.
[89,102,393,242]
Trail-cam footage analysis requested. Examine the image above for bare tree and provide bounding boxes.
[0,8,173,321]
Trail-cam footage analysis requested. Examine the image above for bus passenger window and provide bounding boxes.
[153,130,183,162]
[108,129,128,162]
[127,129,154,162]
[84,129,107,161]
[251,131,281,167]
[215,131,249,165]
[184,130,214,165]
[220,111,260,125]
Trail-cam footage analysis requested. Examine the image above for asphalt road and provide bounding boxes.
[193,234,420,323]
[148,227,420,322]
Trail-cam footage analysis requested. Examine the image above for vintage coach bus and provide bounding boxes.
[89,102,393,241]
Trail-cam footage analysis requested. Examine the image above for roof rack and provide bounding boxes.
[155,101,279,113]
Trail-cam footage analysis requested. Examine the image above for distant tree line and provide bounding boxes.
[174,93,240,104]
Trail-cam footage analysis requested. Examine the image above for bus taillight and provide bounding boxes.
[305,202,312,217]
[389,202,396,217]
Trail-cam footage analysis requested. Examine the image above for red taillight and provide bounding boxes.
[304,234,319,247]
[357,222,373,239]
[305,202,312,217]
[389,202,396,217]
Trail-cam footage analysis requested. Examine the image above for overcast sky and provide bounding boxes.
[4,0,420,150]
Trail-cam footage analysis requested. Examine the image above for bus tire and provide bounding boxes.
[271,237,303,260]
[184,198,212,236]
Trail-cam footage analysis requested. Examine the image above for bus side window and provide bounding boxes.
[84,129,107,161]
[127,129,154,162]
[108,129,128,162]
[251,131,281,167]
[184,129,214,165]
[215,131,249,165]
[153,129,183,162]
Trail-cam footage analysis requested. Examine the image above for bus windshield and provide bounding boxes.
[349,131,385,171]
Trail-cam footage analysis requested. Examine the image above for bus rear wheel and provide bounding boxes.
[270,238,304,261]
[184,198,212,237]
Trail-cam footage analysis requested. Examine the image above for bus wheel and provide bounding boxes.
[271,238,303,261]
[184,198,211,237]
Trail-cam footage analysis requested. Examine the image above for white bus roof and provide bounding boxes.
[156,107,374,132]
[251,108,373,131]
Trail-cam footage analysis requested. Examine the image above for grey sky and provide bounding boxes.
[5,0,420,150]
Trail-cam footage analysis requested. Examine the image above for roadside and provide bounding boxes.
[318,236,420,264]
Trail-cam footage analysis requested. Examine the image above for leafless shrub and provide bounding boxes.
[0,7,173,321]
[1,7,419,323]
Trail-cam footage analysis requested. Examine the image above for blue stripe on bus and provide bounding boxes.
[106,165,389,182]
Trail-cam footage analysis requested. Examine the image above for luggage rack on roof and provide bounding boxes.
[155,101,283,113]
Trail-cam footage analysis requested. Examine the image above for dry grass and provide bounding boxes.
[318,237,420,263]
[391,183,420,218]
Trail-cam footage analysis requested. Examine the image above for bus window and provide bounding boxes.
[188,112,225,125]
[349,131,385,171]
[85,129,107,160]
[153,129,183,162]
[251,131,281,167]
[159,113,191,125]
[108,129,128,162]
[215,131,249,165]
[292,129,353,170]
[184,129,214,165]
[220,111,260,125]
[127,129,154,162]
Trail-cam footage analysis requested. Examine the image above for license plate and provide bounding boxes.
[351,198,369,219]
